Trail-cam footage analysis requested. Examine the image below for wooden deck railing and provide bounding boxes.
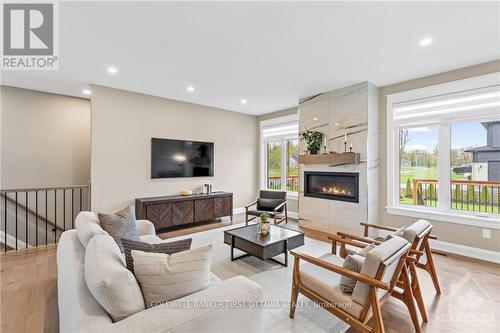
[411,179,438,207]
[408,179,500,213]
[267,176,299,192]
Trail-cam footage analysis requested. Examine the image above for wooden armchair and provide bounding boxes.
[290,236,415,333]
[333,220,441,295]
[245,190,288,225]
[329,220,441,326]
[328,234,427,330]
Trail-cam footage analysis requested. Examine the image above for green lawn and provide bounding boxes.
[400,197,499,213]
[399,166,467,185]
[268,168,298,178]
[451,201,499,214]
[399,167,499,214]
[268,168,281,178]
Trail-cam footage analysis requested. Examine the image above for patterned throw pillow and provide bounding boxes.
[340,254,365,293]
[121,238,193,273]
[98,207,140,252]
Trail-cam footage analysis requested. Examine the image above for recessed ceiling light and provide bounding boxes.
[186,86,195,92]
[107,66,118,74]
[240,98,247,104]
[313,117,318,121]
[82,89,91,96]
[335,122,340,126]
[419,37,433,47]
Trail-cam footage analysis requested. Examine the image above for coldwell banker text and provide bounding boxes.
[1,2,59,70]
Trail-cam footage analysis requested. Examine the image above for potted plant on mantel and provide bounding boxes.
[302,129,324,155]
[258,212,270,236]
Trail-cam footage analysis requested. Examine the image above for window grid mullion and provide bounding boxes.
[437,125,451,210]
[281,139,287,191]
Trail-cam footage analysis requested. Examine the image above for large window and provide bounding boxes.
[388,74,500,226]
[450,121,498,214]
[286,139,299,191]
[399,126,439,207]
[266,141,282,190]
[261,115,299,194]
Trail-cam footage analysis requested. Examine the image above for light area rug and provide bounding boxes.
[168,224,350,333]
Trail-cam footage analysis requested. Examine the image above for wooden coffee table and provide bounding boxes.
[223,224,304,267]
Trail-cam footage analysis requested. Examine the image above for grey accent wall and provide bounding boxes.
[488,122,500,147]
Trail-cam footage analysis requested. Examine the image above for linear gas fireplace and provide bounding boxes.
[304,171,359,203]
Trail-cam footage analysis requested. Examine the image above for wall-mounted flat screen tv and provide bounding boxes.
[151,138,214,178]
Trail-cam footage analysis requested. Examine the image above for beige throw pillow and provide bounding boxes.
[339,254,365,293]
[384,226,406,241]
[132,245,213,308]
[84,234,145,322]
[75,211,108,248]
[98,207,140,252]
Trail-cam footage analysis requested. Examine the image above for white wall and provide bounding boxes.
[0,86,91,188]
[90,85,259,213]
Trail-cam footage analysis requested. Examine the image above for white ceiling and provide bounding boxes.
[2,1,499,115]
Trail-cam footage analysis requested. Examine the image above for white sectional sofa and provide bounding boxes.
[57,211,264,333]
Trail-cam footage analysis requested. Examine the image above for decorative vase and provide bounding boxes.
[259,221,270,236]
[309,147,318,155]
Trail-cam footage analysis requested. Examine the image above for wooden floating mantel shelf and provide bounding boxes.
[298,152,360,166]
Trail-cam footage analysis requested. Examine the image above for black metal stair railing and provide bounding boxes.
[1,184,90,252]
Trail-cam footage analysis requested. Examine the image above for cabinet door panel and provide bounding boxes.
[146,203,172,229]
[214,196,231,218]
[194,199,214,222]
[171,201,194,226]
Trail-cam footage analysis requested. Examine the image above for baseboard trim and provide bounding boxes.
[233,208,299,220]
[378,230,499,264]
[429,239,500,264]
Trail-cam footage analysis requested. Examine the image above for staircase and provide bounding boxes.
[0,185,90,252]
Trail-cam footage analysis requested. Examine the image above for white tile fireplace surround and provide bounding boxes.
[298,82,379,236]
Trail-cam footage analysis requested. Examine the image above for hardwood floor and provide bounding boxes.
[364,253,500,333]
[1,245,58,333]
[1,215,499,333]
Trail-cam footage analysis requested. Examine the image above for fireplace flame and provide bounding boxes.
[322,186,351,196]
